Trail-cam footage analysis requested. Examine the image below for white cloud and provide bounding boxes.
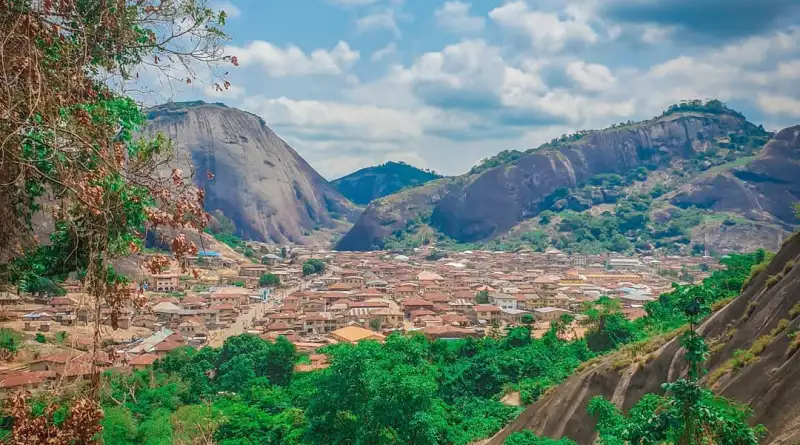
[565,61,616,92]
[435,2,485,34]
[757,94,800,117]
[356,10,401,37]
[371,42,397,62]
[641,25,673,44]
[228,41,359,77]
[489,1,599,52]
[209,1,241,18]
[241,96,429,143]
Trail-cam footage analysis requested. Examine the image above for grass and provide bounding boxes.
[742,302,758,323]
[766,273,784,289]
[742,261,769,290]
[706,321,789,387]
[789,303,800,320]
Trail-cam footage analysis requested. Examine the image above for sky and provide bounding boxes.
[138,0,800,180]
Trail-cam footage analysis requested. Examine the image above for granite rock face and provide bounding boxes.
[337,111,763,251]
[147,102,358,244]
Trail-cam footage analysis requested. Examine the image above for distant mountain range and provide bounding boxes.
[332,161,443,205]
[336,100,800,254]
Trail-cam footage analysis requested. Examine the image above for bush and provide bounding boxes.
[302,259,325,276]
[35,333,47,343]
[258,273,280,288]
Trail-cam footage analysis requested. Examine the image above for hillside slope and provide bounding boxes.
[332,161,443,205]
[337,104,796,252]
[488,233,800,445]
[146,101,359,245]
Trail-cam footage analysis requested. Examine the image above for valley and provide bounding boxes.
[1,1,799,443]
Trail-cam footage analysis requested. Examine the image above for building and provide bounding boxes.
[534,307,572,322]
[151,274,180,292]
[473,304,501,324]
[489,293,517,310]
[330,326,385,344]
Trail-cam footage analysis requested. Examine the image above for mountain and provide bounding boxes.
[332,161,444,205]
[488,231,800,445]
[336,101,798,253]
[146,101,359,245]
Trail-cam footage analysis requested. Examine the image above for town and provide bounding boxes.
[0,244,721,394]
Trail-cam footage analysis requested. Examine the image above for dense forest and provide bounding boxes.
[35,250,765,444]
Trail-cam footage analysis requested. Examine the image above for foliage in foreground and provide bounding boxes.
[506,252,769,445]
[0,253,764,444]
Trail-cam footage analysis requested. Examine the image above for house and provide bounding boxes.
[365,308,403,329]
[151,274,180,292]
[500,308,532,324]
[534,307,572,322]
[0,371,51,395]
[128,353,158,370]
[420,325,480,340]
[473,305,501,324]
[330,326,385,344]
[239,264,268,278]
[401,298,435,317]
[489,293,517,310]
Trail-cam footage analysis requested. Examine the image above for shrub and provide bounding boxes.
[789,303,800,319]
[35,333,47,343]
[765,273,784,289]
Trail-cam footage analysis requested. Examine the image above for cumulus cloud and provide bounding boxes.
[565,61,617,92]
[371,42,397,62]
[435,2,486,34]
[228,41,359,77]
[489,1,599,52]
[757,94,800,117]
[356,10,401,37]
[601,0,800,42]
[240,96,429,143]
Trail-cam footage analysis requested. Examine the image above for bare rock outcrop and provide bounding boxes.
[146,101,359,245]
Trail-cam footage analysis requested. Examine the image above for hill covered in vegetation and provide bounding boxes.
[332,161,444,205]
[336,100,797,254]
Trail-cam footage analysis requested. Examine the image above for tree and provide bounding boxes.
[101,406,138,445]
[369,318,382,331]
[475,290,490,304]
[588,280,766,445]
[0,9,231,439]
[35,333,47,344]
[0,328,22,360]
[259,273,280,288]
[521,314,534,326]
[302,259,325,276]
[280,247,288,258]
[581,297,638,353]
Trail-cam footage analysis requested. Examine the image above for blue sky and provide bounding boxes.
[142,0,800,179]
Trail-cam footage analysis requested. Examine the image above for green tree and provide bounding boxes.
[259,273,280,288]
[370,318,382,331]
[302,259,326,276]
[588,277,766,445]
[521,314,534,326]
[101,406,138,445]
[581,297,638,353]
[475,290,490,304]
[0,328,21,359]
[35,333,47,344]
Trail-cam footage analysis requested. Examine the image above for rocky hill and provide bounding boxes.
[146,101,359,245]
[331,161,443,205]
[336,102,797,253]
[488,231,800,445]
